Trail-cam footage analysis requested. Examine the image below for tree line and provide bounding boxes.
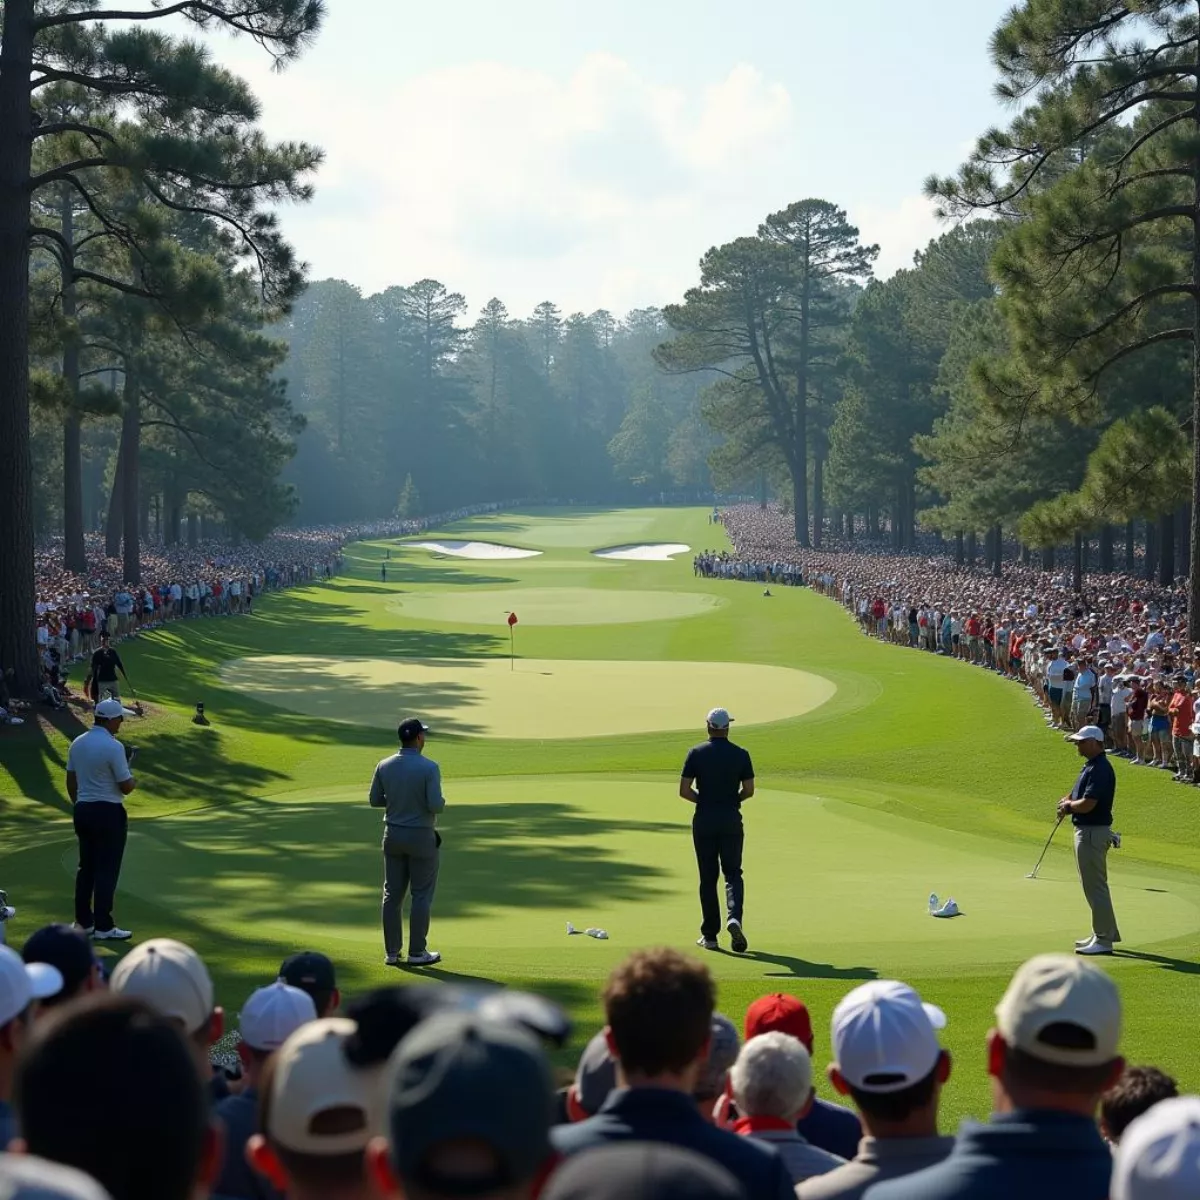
[658,0,1200,637]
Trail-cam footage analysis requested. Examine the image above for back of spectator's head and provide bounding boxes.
[567,1031,617,1121]
[542,1143,745,1200]
[239,981,316,1054]
[249,1017,385,1197]
[829,979,950,1123]
[368,1012,554,1200]
[695,1014,739,1104]
[13,996,215,1200]
[279,951,339,1017]
[20,927,97,1008]
[0,1155,112,1200]
[1102,1066,1180,1144]
[602,948,715,1081]
[991,954,1124,1102]
[1112,1095,1200,1200]
[744,993,813,1054]
[107,938,222,1070]
[730,1031,813,1121]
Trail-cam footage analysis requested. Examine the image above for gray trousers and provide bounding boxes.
[382,827,440,958]
[1074,825,1120,946]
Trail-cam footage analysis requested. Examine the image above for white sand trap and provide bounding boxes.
[593,543,691,561]
[408,540,542,560]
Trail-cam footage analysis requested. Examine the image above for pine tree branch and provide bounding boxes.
[1104,165,1194,195]
[29,226,71,259]
[33,122,118,148]
[1083,327,1193,385]
[34,1,290,36]
[1111,110,1191,168]
[29,158,111,190]
[1065,285,1198,349]
[73,269,158,300]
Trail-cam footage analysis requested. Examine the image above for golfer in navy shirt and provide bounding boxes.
[680,707,755,953]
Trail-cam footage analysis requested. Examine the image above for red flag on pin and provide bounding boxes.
[507,612,518,626]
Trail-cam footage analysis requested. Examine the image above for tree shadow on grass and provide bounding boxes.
[132,726,289,807]
[128,798,677,925]
[1,704,90,824]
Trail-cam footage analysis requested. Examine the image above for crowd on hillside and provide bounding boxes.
[719,505,1200,782]
[0,928,1193,1200]
[2,504,505,715]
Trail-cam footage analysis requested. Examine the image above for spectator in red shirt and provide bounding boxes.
[1167,677,1194,782]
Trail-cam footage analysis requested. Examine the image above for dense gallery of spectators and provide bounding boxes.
[0,933,1193,1200]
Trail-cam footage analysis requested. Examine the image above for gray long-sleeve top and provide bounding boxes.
[369,748,446,829]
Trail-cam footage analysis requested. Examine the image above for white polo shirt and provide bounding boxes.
[66,726,132,804]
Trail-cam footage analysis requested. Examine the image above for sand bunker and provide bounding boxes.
[389,586,722,626]
[219,655,836,739]
[408,540,541,560]
[593,543,691,561]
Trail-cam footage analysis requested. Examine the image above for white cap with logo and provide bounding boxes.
[831,980,946,1093]
[706,708,734,729]
[1112,1095,1200,1200]
[996,953,1121,1067]
[266,1017,385,1154]
[239,980,316,1051]
[0,944,63,1026]
[108,938,213,1035]
[94,698,136,719]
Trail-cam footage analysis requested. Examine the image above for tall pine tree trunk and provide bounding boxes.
[1178,503,1191,578]
[1191,184,1200,634]
[60,189,87,574]
[955,531,964,565]
[1146,518,1157,582]
[120,365,141,585]
[1126,520,1136,574]
[105,439,124,559]
[1041,546,1055,572]
[812,449,824,549]
[1073,533,1084,594]
[1159,510,1175,586]
[187,512,198,548]
[0,0,38,693]
[792,381,809,545]
[991,523,1002,577]
[1099,524,1114,574]
[965,531,976,566]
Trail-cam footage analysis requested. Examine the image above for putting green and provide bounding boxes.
[219,655,836,738]
[104,779,1200,978]
[388,586,724,626]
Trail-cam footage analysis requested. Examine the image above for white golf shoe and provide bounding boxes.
[1076,940,1113,956]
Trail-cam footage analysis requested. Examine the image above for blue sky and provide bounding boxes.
[203,0,1018,319]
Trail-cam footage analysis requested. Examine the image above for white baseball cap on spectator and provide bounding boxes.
[108,938,213,1035]
[0,1155,113,1200]
[239,981,316,1051]
[706,708,734,728]
[831,980,946,1092]
[1112,1095,1200,1200]
[0,945,62,1025]
[1067,725,1106,744]
[93,699,136,719]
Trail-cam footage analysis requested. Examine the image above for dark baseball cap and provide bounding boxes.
[397,717,429,742]
[279,951,336,1003]
[571,1030,617,1117]
[543,1143,744,1200]
[385,1012,554,1194]
[22,924,96,1000]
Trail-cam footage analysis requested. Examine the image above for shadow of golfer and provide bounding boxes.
[720,949,877,981]
[1112,949,1200,975]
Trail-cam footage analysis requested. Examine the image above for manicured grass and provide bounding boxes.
[2,505,1199,1127]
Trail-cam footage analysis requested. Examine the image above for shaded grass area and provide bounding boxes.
[3,505,1200,1124]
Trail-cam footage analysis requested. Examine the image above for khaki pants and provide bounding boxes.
[1074,826,1120,946]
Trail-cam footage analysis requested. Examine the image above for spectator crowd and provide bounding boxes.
[0,929,1194,1200]
[717,505,1200,785]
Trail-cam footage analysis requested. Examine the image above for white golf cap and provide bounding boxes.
[831,980,946,1093]
[1112,1096,1200,1200]
[239,980,316,1051]
[1067,725,1105,743]
[94,698,136,719]
[108,938,213,1035]
[995,953,1121,1067]
[266,1018,385,1154]
[706,708,734,728]
[0,944,63,1027]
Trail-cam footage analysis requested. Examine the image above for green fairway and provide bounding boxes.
[218,656,834,738]
[3,505,1199,1126]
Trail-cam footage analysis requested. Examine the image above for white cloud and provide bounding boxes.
[851,194,947,279]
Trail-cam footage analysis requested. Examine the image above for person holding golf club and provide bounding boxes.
[66,697,139,941]
[680,707,754,954]
[1058,725,1120,956]
[85,630,129,703]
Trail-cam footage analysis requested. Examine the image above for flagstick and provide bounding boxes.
[510,622,514,671]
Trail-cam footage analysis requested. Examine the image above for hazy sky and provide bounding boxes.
[201,0,1018,320]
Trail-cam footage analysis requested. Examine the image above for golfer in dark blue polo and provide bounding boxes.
[680,707,755,954]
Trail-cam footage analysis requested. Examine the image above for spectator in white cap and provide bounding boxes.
[730,1030,845,1184]
[214,982,317,1200]
[245,1018,385,1200]
[0,1154,112,1200]
[0,947,62,1149]
[107,938,223,1082]
[679,707,755,954]
[797,981,952,1199]
[1111,1095,1200,1200]
[867,954,1123,1200]
[66,698,139,942]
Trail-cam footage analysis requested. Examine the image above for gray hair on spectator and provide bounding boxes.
[730,1031,813,1119]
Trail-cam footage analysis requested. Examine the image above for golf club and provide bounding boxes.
[125,676,145,717]
[1026,813,1065,879]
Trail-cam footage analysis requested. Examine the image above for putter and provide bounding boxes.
[1027,814,1065,879]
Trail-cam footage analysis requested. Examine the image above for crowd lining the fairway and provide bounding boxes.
[6,502,1200,1200]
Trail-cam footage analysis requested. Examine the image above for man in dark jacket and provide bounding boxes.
[865,954,1124,1200]
[552,948,793,1200]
